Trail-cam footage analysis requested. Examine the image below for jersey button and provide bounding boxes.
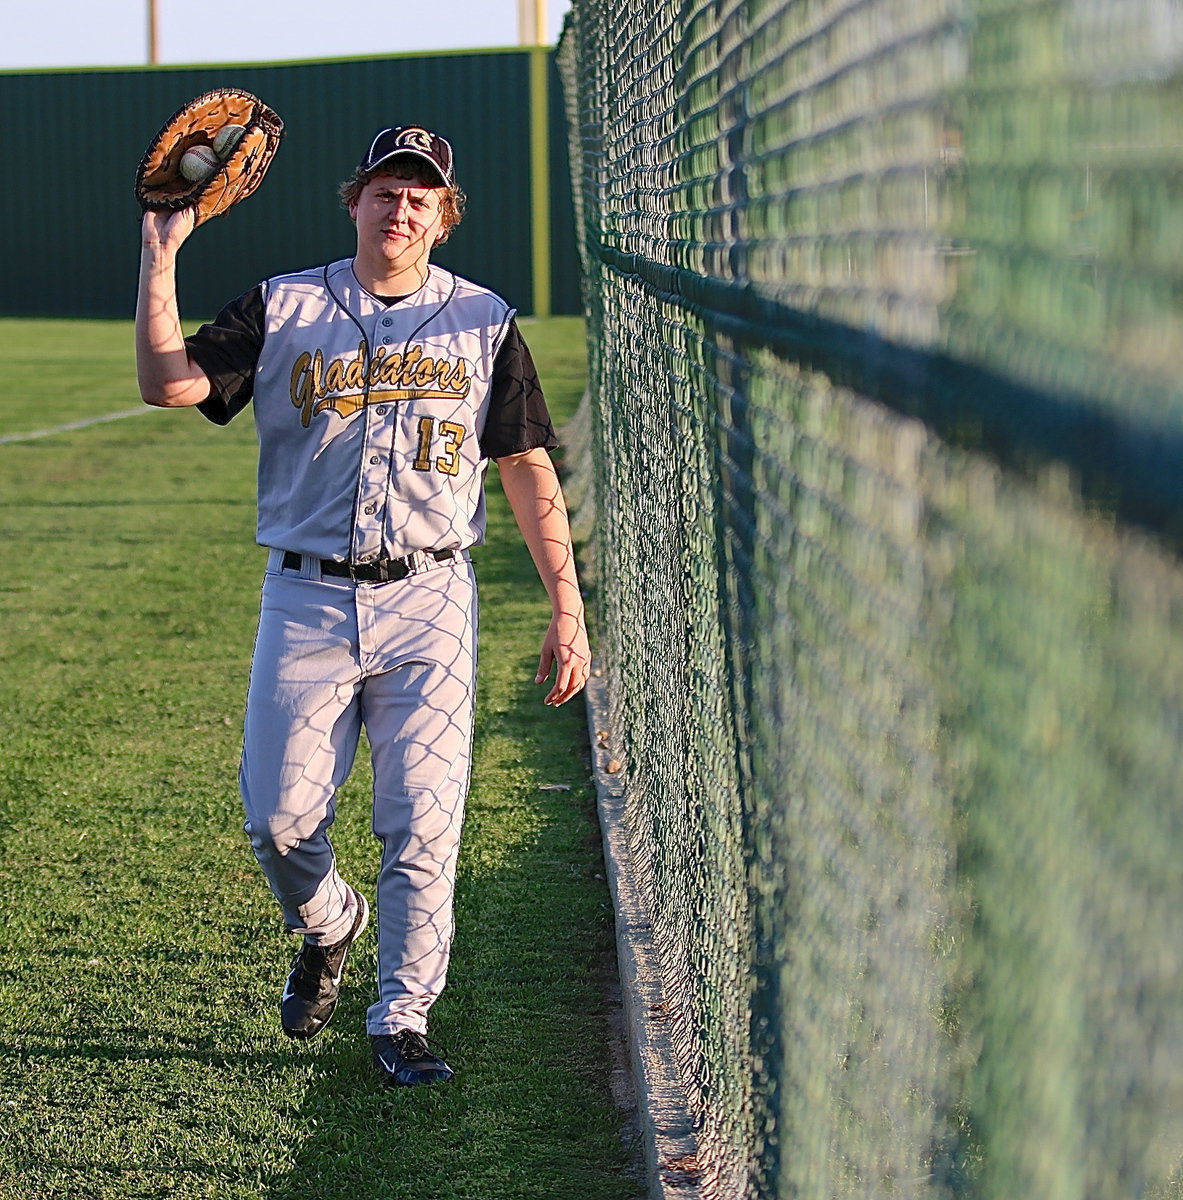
[382,317,393,326]
[375,405,387,416]
[369,455,380,465]
[364,504,376,515]
[382,337,392,345]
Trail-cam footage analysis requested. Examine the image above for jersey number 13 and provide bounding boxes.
[412,416,466,477]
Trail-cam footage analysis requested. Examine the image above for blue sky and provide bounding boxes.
[3,1,573,70]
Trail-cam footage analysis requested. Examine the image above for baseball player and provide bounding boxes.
[135,125,591,1086]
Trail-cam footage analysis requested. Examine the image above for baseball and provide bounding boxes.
[212,124,247,158]
[179,144,220,182]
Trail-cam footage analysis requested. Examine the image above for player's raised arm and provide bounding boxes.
[135,208,214,408]
[496,445,591,706]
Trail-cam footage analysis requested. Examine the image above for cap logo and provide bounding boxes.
[396,128,434,153]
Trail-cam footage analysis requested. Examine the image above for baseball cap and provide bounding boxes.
[358,126,456,188]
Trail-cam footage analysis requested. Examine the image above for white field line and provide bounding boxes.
[0,406,153,446]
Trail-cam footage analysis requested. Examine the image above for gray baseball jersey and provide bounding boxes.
[187,259,556,559]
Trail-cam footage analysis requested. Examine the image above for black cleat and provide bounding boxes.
[371,1029,455,1087]
[280,889,369,1040]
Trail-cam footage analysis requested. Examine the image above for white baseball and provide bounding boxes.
[212,124,247,159]
[179,145,220,182]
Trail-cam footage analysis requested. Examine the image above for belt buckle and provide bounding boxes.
[345,559,378,582]
[349,551,451,584]
[352,556,408,583]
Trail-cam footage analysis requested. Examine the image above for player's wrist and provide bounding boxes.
[140,242,179,268]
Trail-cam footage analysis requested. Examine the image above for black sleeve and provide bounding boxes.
[184,285,266,426]
[479,318,559,460]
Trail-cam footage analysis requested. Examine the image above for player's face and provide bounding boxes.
[350,171,446,280]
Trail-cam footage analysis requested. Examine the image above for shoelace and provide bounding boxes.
[289,942,341,996]
[392,1029,453,1066]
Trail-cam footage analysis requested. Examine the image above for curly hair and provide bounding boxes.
[338,156,466,244]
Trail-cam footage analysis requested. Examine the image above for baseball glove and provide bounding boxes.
[135,88,285,227]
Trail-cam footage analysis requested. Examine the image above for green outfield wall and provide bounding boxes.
[0,49,579,319]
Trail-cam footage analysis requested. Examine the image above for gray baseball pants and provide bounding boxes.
[241,549,477,1036]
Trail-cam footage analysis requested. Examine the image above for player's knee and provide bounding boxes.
[373,787,463,861]
[244,814,304,861]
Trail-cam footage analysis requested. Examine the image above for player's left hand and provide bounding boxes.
[141,206,197,256]
[536,609,591,706]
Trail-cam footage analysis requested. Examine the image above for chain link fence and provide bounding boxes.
[558,2,1183,1197]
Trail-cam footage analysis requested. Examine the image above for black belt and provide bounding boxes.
[281,548,459,583]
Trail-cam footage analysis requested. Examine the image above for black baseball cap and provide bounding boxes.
[358,126,456,188]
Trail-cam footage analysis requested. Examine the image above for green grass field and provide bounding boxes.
[0,317,641,1199]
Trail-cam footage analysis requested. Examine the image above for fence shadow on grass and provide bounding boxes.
[253,804,644,1200]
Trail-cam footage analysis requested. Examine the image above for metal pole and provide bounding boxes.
[528,45,551,316]
[147,0,159,64]
[518,0,548,44]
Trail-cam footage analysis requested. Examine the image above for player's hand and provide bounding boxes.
[141,207,197,256]
[535,608,591,706]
